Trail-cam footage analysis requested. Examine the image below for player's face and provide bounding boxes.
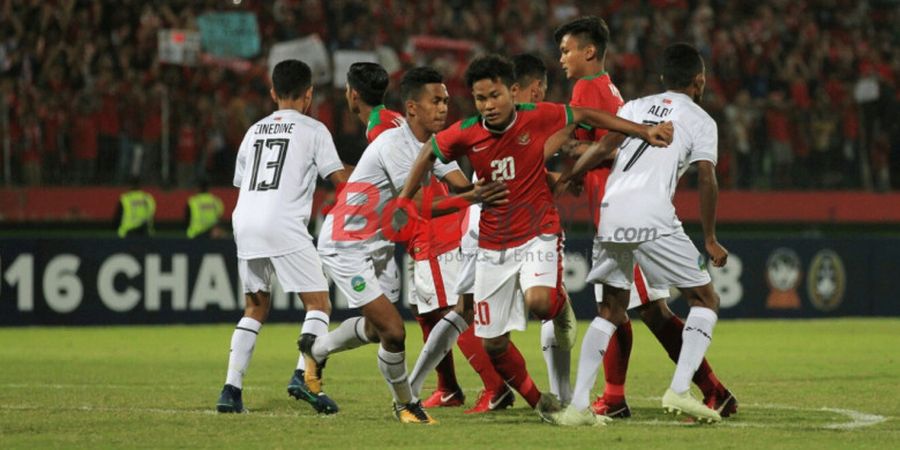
[694,66,707,102]
[412,83,450,134]
[472,78,515,128]
[559,34,588,79]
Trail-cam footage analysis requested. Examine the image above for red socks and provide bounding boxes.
[651,315,724,397]
[602,320,633,403]
[456,326,505,391]
[489,342,541,408]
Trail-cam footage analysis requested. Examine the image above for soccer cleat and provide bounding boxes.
[464,386,515,414]
[662,388,721,423]
[421,388,465,408]
[298,334,327,395]
[552,296,578,351]
[590,395,632,418]
[704,388,738,418]
[535,392,563,424]
[555,404,612,426]
[393,401,438,424]
[216,384,245,413]
[287,369,339,414]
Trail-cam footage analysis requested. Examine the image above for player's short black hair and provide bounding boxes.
[464,54,515,89]
[512,53,547,86]
[272,59,312,100]
[399,67,444,102]
[347,62,389,107]
[661,43,704,90]
[553,16,610,57]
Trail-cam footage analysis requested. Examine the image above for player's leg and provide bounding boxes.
[635,231,723,422]
[217,258,273,413]
[453,247,512,413]
[558,241,636,426]
[362,294,436,424]
[408,251,465,405]
[638,299,737,416]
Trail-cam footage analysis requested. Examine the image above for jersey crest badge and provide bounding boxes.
[517,132,531,146]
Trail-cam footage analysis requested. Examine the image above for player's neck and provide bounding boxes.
[578,60,606,79]
[356,103,375,126]
[669,88,698,103]
[407,119,430,142]
[276,99,309,115]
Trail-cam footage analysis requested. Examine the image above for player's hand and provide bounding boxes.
[472,179,509,207]
[705,239,728,267]
[644,121,674,147]
[553,177,583,197]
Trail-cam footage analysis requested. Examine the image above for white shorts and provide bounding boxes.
[588,229,711,290]
[454,249,477,296]
[238,244,329,294]
[474,234,563,339]
[320,245,400,309]
[594,264,670,309]
[408,248,462,314]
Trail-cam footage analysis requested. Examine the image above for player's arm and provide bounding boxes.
[569,106,673,147]
[553,132,625,197]
[327,168,349,187]
[696,160,728,267]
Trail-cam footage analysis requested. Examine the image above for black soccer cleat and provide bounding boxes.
[217,384,245,413]
[287,368,339,414]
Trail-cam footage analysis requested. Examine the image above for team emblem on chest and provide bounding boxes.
[517,132,531,146]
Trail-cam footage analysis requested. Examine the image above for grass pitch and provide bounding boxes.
[0,319,897,449]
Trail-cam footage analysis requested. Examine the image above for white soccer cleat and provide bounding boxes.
[552,296,578,351]
[662,388,722,424]
[555,404,611,427]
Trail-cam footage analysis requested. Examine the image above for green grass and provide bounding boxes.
[1,319,897,449]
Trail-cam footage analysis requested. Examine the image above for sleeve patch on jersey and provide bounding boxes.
[460,115,480,130]
[516,103,537,111]
[565,104,574,126]
[431,136,450,163]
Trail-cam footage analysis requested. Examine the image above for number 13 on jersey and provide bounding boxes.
[490,156,516,181]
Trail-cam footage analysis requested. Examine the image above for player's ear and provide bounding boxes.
[510,83,520,100]
[269,88,277,103]
[405,99,416,117]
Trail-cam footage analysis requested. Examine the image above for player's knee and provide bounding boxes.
[482,336,508,357]
[598,303,628,327]
[243,293,271,323]
[454,301,475,325]
[300,294,331,316]
[523,288,552,318]
[379,325,406,349]
[638,300,670,330]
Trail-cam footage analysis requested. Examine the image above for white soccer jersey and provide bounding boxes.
[232,109,344,259]
[318,121,460,255]
[598,91,718,243]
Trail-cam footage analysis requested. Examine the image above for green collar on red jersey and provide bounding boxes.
[366,104,386,132]
[580,70,608,80]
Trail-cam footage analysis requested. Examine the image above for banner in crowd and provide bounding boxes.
[268,35,331,84]
[1,236,897,326]
[157,29,201,65]
[197,12,260,59]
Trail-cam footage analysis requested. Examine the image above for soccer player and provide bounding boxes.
[554,43,729,425]
[398,54,672,422]
[553,16,736,419]
[217,60,347,414]
[312,66,508,423]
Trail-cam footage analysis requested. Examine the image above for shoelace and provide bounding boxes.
[408,402,430,421]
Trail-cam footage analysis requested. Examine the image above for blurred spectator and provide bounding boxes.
[0,0,896,191]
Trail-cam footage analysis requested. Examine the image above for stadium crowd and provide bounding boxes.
[1,0,897,190]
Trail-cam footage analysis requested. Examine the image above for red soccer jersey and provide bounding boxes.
[432,102,573,250]
[570,71,624,227]
[366,104,405,142]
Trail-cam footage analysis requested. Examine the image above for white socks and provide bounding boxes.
[409,311,469,396]
[377,345,413,405]
[295,310,330,369]
[541,320,572,405]
[225,317,262,389]
[570,317,616,410]
[670,307,718,394]
[308,316,370,364]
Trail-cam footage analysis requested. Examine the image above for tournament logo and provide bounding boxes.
[517,132,531,146]
[765,248,802,310]
[697,255,708,271]
[351,275,366,292]
[807,250,846,312]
